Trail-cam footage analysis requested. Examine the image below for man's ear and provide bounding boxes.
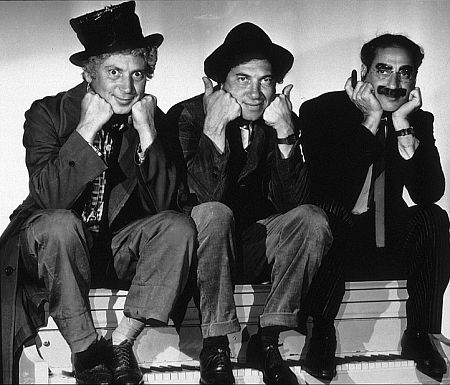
[83,71,93,84]
[361,64,368,81]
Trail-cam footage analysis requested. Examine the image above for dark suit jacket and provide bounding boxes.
[166,92,311,231]
[0,82,181,383]
[299,90,445,219]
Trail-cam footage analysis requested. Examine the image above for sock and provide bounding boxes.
[260,326,284,347]
[203,335,229,349]
[112,316,145,345]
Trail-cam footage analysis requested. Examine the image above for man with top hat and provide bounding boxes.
[299,33,450,380]
[167,22,332,385]
[0,1,196,384]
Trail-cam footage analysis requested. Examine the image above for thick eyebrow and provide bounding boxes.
[234,72,273,79]
[398,65,414,71]
[375,63,393,70]
[103,65,146,73]
[375,63,414,72]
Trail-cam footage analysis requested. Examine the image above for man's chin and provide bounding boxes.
[378,96,407,112]
[241,110,263,122]
[111,105,133,115]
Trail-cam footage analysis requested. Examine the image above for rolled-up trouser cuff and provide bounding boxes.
[201,318,241,338]
[54,310,98,353]
[259,312,299,329]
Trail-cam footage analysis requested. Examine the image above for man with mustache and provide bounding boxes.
[0,2,196,384]
[299,33,450,380]
[167,22,332,385]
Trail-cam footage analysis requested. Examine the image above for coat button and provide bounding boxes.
[5,266,15,276]
[69,160,75,167]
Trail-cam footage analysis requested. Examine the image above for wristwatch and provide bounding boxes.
[395,126,415,137]
[276,133,297,145]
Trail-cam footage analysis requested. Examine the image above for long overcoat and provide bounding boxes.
[0,82,180,384]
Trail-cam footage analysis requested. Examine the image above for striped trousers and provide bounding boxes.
[305,201,450,333]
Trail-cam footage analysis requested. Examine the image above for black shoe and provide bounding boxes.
[111,340,143,385]
[401,329,447,379]
[302,322,337,381]
[247,333,298,385]
[199,345,235,384]
[73,337,113,385]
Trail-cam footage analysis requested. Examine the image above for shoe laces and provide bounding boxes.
[264,344,285,369]
[205,346,231,368]
[112,341,135,368]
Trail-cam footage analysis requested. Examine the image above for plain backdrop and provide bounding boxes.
[1,0,450,335]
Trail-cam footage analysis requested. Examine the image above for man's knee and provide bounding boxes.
[288,204,332,238]
[191,202,234,234]
[28,209,85,243]
[140,211,197,244]
[413,204,450,231]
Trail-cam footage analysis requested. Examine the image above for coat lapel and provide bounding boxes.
[108,124,138,224]
[238,121,267,184]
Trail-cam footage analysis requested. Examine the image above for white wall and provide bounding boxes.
[1,0,450,334]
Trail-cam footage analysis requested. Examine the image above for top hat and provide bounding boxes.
[69,1,163,66]
[204,22,294,83]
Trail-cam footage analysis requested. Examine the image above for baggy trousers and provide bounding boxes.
[20,209,196,353]
[190,202,332,338]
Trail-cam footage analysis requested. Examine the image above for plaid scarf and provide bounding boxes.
[82,123,124,231]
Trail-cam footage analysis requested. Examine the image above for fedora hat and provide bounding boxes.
[69,1,163,66]
[204,22,294,83]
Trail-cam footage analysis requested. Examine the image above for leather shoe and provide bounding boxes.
[401,329,447,379]
[111,340,143,385]
[302,322,337,381]
[246,333,298,385]
[199,345,235,384]
[73,337,113,385]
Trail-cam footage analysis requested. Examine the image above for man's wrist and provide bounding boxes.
[392,115,410,131]
[395,126,415,137]
[276,133,297,145]
[362,113,382,135]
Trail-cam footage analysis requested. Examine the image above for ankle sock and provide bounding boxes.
[260,326,283,347]
[112,316,145,345]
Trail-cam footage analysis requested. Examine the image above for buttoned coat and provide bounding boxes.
[0,82,181,383]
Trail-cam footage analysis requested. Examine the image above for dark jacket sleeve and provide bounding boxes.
[23,97,106,210]
[299,91,383,210]
[392,111,445,204]
[268,113,311,211]
[134,107,180,213]
[166,96,231,204]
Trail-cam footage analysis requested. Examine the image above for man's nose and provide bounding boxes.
[249,81,263,98]
[387,71,401,88]
[120,75,134,93]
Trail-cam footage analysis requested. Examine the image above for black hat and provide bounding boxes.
[204,22,294,83]
[69,1,163,66]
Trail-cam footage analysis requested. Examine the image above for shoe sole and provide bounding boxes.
[199,375,235,385]
[302,365,336,381]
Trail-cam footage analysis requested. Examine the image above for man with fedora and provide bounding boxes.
[167,22,332,385]
[0,2,196,384]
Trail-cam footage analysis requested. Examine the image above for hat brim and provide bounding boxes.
[69,33,163,67]
[204,41,293,83]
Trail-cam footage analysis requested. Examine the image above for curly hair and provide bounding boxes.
[82,46,158,81]
[360,34,424,70]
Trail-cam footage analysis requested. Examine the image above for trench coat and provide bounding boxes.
[0,82,182,384]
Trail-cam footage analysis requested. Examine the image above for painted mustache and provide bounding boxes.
[377,86,407,98]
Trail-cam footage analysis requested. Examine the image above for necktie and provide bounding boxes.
[371,118,386,247]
